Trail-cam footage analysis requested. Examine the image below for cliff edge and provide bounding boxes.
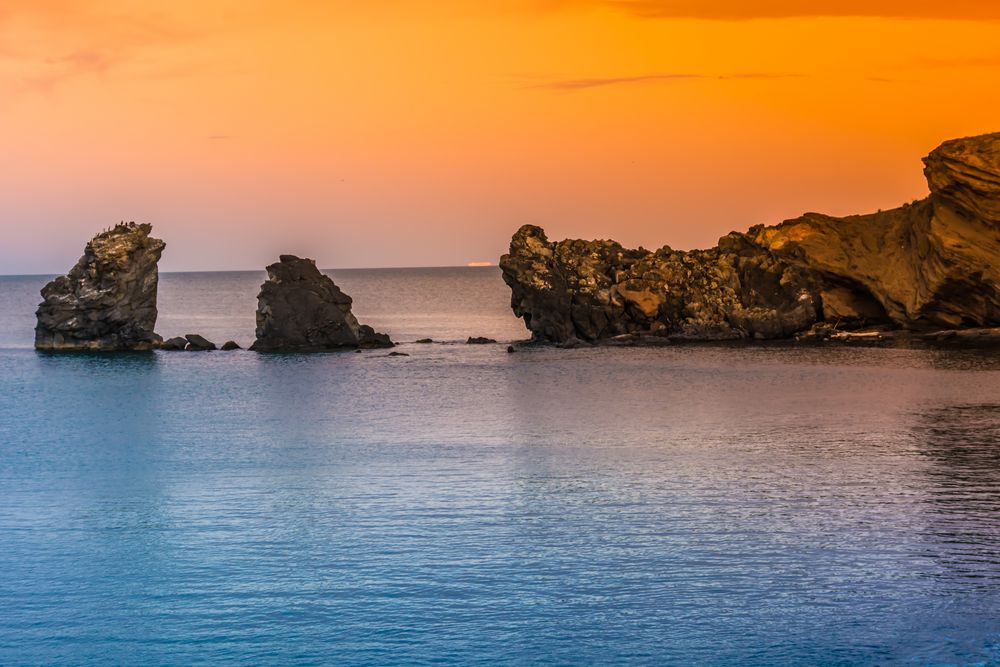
[500,132,1000,343]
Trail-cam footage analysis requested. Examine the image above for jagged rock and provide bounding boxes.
[220,340,241,351]
[500,225,816,343]
[466,336,497,344]
[249,255,393,352]
[500,132,1000,343]
[160,336,188,350]
[35,222,165,351]
[184,334,216,351]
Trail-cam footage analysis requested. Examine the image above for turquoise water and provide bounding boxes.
[2,269,1000,665]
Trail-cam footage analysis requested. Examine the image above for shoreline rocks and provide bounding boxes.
[158,334,221,351]
[249,255,393,352]
[35,222,165,351]
[500,132,1000,343]
[183,334,216,351]
[160,336,188,351]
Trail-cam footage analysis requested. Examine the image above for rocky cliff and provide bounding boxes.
[249,255,393,351]
[500,132,1000,343]
[35,223,165,350]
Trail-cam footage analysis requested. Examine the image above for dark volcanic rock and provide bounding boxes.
[466,336,497,344]
[500,225,816,343]
[35,222,165,351]
[160,336,188,351]
[220,340,241,351]
[500,132,1000,343]
[184,334,216,351]
[249,255,393,352]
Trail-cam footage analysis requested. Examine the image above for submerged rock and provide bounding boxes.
[466,336,497,344]
[35,222,165,351]
[220,340,241,351]
[249,255,393,352]
[500,132,1000,343]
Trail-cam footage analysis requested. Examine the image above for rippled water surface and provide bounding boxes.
[2,270,1000,665]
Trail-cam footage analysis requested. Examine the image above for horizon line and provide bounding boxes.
[0,264,500,279]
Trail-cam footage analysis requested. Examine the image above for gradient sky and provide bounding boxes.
[1,1,999,273]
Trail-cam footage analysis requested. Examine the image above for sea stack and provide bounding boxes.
[249,255,393,351]
[35,222,165,351]
[500,132,1000,343]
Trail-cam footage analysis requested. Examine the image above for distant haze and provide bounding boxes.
[1,2,998,274]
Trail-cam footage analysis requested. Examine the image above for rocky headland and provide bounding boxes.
[35,222,165,351]
[249,255,393,352]
[500,132,1000,344]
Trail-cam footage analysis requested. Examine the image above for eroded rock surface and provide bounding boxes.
[250,255,393,351]
[500,132,1000,342]
[35,223,165,350]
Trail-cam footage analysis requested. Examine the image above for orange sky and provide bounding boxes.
[1,1,999,273]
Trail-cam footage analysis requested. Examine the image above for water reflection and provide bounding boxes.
[914,403,1000,584]
[5,338,1000,664]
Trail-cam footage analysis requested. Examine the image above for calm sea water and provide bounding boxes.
[2,268,1000,665]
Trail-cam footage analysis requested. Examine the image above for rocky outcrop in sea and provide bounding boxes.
[500,132,1000,343]
[35,222,165,350]
[249,255,393,351]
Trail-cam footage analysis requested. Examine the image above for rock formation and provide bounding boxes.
[249,255,393,351]
[183,334,216,351]
[466,336,497,344]
[35,223,165,350]
[160,336,188,351]
[500,132,1000,343]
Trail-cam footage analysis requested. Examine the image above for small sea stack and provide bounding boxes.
[249,255,393,352]
[35,222,165,351]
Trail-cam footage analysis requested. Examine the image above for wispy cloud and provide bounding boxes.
[21,48,122,91]
[537,0,1000,20]
[912,54,1000,69]
[529,71,802,91]
[863,53,1000,83]
[45,49,117,73]
[1,2,204,95]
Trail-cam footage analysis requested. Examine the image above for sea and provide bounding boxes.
[2,267,1000,666]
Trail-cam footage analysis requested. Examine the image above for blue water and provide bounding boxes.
[2,270,1000,665]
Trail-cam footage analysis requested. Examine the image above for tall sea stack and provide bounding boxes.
[249,255,393,351]
[35,223,165,351]
[500,132,1000,343]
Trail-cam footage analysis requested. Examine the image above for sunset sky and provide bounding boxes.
[1,1,999,273]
